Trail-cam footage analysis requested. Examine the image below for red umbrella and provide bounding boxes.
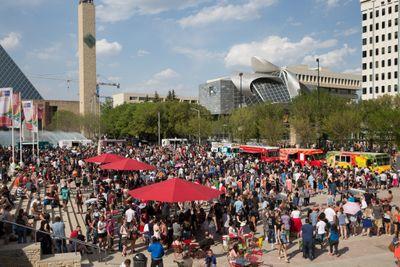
[85,153,124,164]
[128,178,222,202]
[100,158,156,171]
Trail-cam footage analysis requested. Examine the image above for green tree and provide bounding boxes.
[154,91,160,102]
[47,110,81,132]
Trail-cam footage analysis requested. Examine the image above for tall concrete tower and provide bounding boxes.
[78,0,97,116]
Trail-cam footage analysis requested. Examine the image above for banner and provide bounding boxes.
[12,92,21,128]
[22,100,34,131]
[0,88,13,127]
[32,104,38,133]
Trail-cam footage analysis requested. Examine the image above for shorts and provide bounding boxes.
[374,219,383,228]
[383,217,391,224]
[62,199,68,205]
[98,232,107,238]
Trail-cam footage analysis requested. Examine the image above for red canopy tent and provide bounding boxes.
[85,153,124,164]
[128,178,222,202]
[100,158,156,171]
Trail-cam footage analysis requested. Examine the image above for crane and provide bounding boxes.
[95,82,120,97]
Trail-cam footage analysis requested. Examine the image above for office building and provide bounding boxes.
[361,0,400,99]
[0,44,42,100]
[112,92,198,107]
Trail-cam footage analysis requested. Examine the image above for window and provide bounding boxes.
[396,18,399,26]
[396,5,399,12]
[362,75,367,82]
[388,85,392,92]
[388,46,392,53]
[395,71,398,79]
[370,24,373,32]
[389,20,392,27]
[363,26,367,33]
[375,86,379,93]
[382,21,385,29]
[362,63,367,70]
[396,32,398,39]
[376,48,379,55]
[376,61,379,68]
[395,45,398,52]
[382,47,385,55]
[362,50,367,57]
[389,72,392,79]
[369,87,373,94]
[370,11,373,19]
[395,84,398,92]
[376,10,379,17]
[389,33,392,40]
[382,60,385,67]
[382,86,385,93]
[395,58,398,65]
[363,38,367,45]
[376,35,379,43]
[370,62,373,69]
[370,74,373,81]
[362,88,367,94]
[363,13,367,20]
[376,23,379,30]
[382,8,385,16]
[389,6,392,14]
[388,59,392,66]
[375,73,379,81]
[381,73,385,80]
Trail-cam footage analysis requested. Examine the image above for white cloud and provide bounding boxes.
[144,68,179,86]
[302,44,356,68]
[316,0,340,8]
[224,35,337,67]
[0,32,21,50]
[343,67,361,75]
[137,49,150,57]
[179,0,277,28]
[173,46,224,60]
[97,0,204,23]
[343,27,359,36]
[29,43,62,60]
[97,25,106,32]
[96,39,122,56]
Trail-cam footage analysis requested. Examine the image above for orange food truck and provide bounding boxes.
[279,148,325,167]
[239,145,280,162]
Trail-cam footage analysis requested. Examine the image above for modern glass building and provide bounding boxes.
[199,57,305,115]
[0,44,42,99]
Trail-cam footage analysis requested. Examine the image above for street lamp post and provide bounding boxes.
[191,108,201,145]
[239,72,243,108]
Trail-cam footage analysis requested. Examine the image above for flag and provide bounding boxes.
[32,104,38,133]
[22,100,34,131]
[11,92,21,128]
[0,88,13,127]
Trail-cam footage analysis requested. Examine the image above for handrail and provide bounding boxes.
[0,218,106,261]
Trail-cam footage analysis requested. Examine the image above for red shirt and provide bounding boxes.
[70,230,79,239]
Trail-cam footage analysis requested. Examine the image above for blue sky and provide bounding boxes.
[0,0,361,100]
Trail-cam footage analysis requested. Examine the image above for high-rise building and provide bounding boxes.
[0,44,42,100]
[78,0,97,115]
[360,0,400,100]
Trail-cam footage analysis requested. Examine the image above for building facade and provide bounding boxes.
[361,0,400,100]
[288,65,361,99]
[0,44,42,100]
[199,57,361,115]
[112,92,198,107]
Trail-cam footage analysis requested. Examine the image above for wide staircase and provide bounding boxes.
[0,176,107,267]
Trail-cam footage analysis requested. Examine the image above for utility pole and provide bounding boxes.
[157,111,161,146]
[191,108,201,145]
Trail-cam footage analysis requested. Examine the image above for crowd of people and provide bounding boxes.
[0,144,398,266]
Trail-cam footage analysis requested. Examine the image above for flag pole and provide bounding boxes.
[19,93,22,165]
[36,104,39,158]
[11,89,15,164]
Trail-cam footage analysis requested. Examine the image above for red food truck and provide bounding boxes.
[279,148,325,167]
[239,145,280,162]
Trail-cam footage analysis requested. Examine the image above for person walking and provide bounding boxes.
[328,223,340,256]
[147,237,165,267]
[301,218,314,260]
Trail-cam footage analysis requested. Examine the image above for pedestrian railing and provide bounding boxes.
[0,218,107,261]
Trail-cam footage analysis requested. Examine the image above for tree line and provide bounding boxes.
[47,91,400,148]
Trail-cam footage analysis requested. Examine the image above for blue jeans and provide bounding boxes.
[55,239,67,253]
[16,227,26,243]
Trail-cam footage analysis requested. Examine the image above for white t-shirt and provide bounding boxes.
[125,208,136,223]
[291,210,301,219]
[316,220,326,234]
[324,207,336,222]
